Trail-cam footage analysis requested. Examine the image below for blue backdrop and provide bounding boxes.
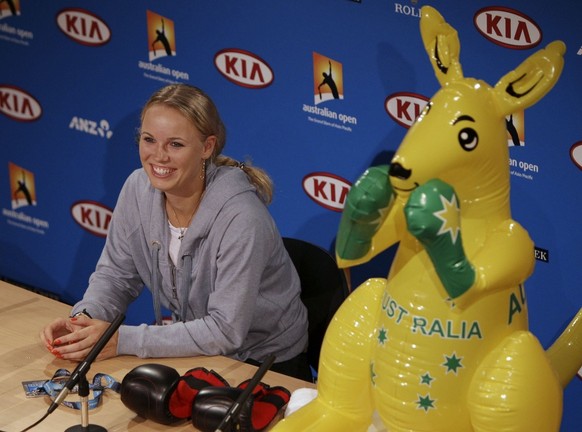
[1,1,580,429]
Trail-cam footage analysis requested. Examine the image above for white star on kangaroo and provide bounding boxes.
[434,194,460,244]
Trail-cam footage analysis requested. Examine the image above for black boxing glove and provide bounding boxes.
[191,380,291,432]
[168,367,230,419]
[192,387,254,432]
[120,363,181,425]
[237,380,290,431]
[121,364,231,424]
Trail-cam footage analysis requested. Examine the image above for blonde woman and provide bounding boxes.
[41,84,310,380]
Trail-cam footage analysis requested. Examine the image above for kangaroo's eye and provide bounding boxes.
[458,128,478,151]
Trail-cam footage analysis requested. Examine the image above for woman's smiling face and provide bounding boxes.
[138,104,214,198]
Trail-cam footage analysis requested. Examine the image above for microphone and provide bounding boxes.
[214,354,276,432]
[47,313,125,414]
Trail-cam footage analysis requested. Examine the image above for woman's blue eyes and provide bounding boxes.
[141,137,184,148]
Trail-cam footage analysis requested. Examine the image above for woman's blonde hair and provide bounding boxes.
[141,84,274,204]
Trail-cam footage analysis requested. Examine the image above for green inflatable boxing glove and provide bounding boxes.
[404,178,475,299]
[336,165,394,261]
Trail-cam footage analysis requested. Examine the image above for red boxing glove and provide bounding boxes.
[121,364,230,424]
[191,380,291,432]
[169,367,230,419]
[237,380,290,431]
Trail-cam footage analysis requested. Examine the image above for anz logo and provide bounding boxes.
[69,117,113,139]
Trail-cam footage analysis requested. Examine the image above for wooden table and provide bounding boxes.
[0,280,314,432]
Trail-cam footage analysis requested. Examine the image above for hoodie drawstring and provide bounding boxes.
[151,241,163,325]
[151,241,193,324]
[180,254,193,322]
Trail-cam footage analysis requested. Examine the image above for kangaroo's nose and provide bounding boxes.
[389,163,412,180]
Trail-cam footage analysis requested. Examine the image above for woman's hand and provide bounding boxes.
[40,316,119,362]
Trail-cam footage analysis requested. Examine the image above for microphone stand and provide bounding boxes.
[65,376,106,432]
[45,313,125,432]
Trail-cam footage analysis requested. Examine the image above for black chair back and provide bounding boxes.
[282,237,349,375]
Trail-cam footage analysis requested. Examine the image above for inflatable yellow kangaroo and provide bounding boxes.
[273,6,582,432]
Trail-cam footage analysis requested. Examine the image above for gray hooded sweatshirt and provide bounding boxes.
[71,163,308,363]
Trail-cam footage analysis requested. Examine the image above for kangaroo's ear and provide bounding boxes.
[420,5,464,87]
[493,41,566,116]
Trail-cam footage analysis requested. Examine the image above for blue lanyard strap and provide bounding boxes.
[42,368,120,410]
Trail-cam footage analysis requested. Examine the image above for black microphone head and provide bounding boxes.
[121,363,182,425]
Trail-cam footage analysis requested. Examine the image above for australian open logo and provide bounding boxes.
[0,1,34,46]
[503,110,537,180]
[313,53,343,105]
[3,162,49,235]
[505,110,525,147]
[9,162,36,210]
[302,52,358,133]
[147,10,175,61]
[0,0,20,19]
[138,10,189,83]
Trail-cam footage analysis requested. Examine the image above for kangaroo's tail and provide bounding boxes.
[546,308,582,388]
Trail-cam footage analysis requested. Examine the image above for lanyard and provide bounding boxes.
[42,368,120,410]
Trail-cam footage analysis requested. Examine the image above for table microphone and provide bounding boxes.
[47,313,125,415]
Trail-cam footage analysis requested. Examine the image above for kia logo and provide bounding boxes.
[385,92,429,128]
[570,142,582,170]
[474,7,542,49]
[56,8,111,46]
[71,201,113,237]
[0,85,42,121]
[302,172,351,212]
[214,48,274,88]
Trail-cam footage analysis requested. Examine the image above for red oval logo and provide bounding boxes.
[474,7,542,49]
[214,49,274,88]
[570,142,582,170]
[71,200,113,237]
[56,8,111,46]
[0,85,42,121]
[302,172,351,212]
[385,92,429,128]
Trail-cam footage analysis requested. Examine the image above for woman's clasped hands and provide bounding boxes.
[40,315,119,362]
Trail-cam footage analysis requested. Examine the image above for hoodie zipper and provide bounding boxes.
[170,263,178,300]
